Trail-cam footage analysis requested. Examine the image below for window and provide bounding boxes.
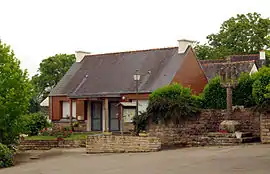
[62,102,70,118]
[61,101,76,119]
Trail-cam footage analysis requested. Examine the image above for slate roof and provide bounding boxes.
[200,54,264,67]
[199,54,265,81]
[50,47,188,97]
[200,60,256,81]
[50,62,82,96]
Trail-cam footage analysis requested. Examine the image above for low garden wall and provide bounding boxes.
[19,139,86,150]
[149,109,260,147]
[53,121,87,132]
[86,135,161,153]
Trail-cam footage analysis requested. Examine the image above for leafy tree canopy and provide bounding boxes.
[31,54,75,103]
[0,40,32,145]
[195,12,270,59]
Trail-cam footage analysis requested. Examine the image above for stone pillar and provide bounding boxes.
[226,86,233,118]
[87,101,91,131]
[104,98,109,132]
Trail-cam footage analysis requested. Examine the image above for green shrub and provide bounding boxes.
[24,112,50,136]
[0,143,14,168]
[148,83,200,124]
[252,66,270,105]
[201,76,226,109]
[201,73,256,109]
[233,73,255,107]
[133,112,149,135]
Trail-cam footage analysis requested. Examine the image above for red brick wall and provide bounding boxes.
[172,48,208,94]
[50,96,85,121]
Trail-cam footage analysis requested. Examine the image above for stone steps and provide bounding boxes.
[203,132,259,146]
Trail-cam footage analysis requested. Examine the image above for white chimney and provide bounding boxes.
[75,51,91,62]
[177,39,195,54]
[260,50,265,60]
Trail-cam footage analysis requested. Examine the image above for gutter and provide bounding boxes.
[67,90,152,98]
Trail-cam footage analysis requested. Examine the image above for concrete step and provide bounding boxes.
[207,132,253,138]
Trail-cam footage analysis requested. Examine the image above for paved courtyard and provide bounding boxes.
[2,144,270,174]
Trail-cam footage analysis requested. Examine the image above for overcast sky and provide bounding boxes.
[0,0,270,76]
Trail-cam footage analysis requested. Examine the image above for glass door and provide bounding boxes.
[91,102,102,131]
[109,102,120,131]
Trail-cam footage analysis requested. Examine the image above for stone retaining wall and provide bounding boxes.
[19,139,86,150]
[149,109,260,147]
[86,135,161,153]
[261,114,270,143]
[53,121,87,132]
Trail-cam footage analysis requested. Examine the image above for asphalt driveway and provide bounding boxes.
[2,144,270,174]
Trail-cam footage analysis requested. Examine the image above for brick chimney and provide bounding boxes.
[75,51,91,62]
[178,39,195,54]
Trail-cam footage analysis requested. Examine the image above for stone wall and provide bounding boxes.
[86,135,161,153]
[123,122,134,132]
[53,121,87,132]
[261,114,270,143]
[19,139,86,150]
[149,109,260,147]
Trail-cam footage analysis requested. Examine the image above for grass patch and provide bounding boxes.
[25,136,56,140]
[25,132,101,141]
[64,134,88,140]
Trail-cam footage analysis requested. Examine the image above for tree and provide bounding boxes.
[195,44,232,60]
[32,54,75,103]
[195,12,270,59]
[0,40,32,145]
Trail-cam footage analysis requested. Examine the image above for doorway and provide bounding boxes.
[91,102,103,131]
[109,102,120,131]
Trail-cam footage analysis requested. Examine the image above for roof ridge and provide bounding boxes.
[202,60,255,66]
[84,46,178,58]
[200,54,259,62]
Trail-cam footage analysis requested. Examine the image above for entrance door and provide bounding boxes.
[109,102,120,131]
[91,102,102,131]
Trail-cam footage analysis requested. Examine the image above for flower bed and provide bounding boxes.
[40,125,72,138]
